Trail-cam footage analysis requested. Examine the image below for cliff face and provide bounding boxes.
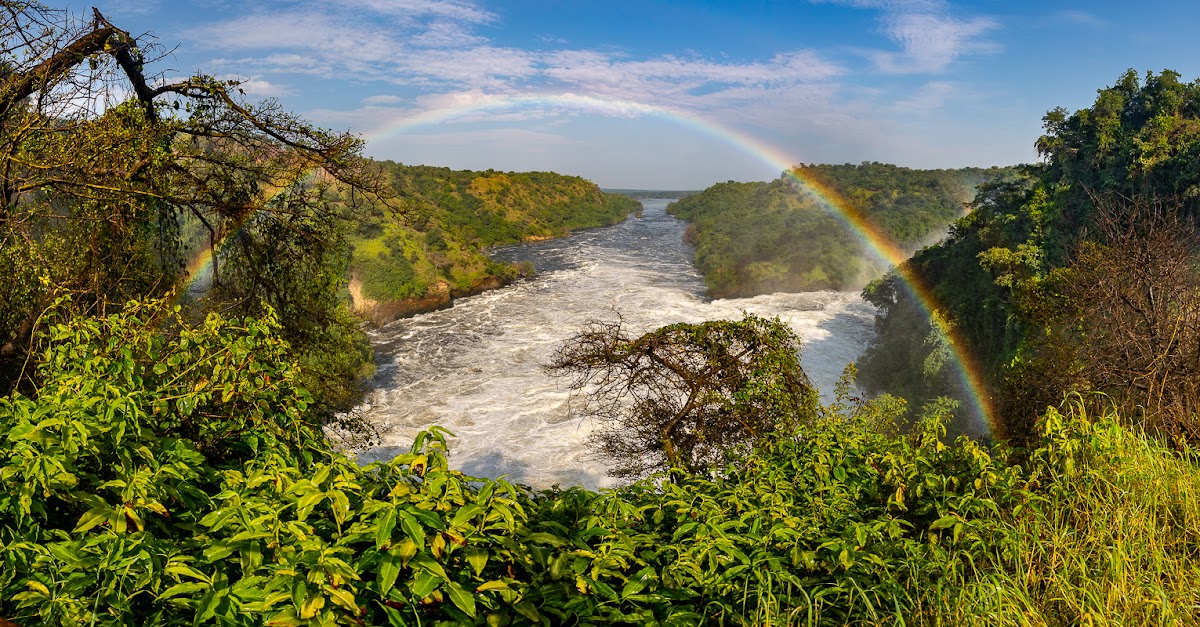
[346,163,641,324]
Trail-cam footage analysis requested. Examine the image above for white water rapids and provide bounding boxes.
[352,199,877,489]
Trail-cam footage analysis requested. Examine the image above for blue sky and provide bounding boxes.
[70,0,1200,188]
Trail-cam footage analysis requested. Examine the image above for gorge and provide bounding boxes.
[352,199,876,488]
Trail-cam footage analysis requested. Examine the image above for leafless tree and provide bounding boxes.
[1063,194,1200,439]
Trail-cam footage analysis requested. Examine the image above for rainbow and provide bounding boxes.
[365,93,995,434]
[181,92,995,433]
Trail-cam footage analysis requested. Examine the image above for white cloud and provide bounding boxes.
[890,80,957,113]
[181,0,1000,175]
[812,0,997,74]
[394,46,540,86]
[872,12,997,73]
[543,50,841,97]
[343,0,496,24]
[363,94,406,105]
[410,20,487,47]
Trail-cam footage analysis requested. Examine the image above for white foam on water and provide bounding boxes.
[352,200,876,489]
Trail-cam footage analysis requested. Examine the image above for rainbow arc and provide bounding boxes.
[180,92,995,433]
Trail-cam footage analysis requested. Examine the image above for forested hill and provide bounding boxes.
[667,163,1013,298]
[858,69,1200,442]
[602,188,702,199]
[345,162,641,322]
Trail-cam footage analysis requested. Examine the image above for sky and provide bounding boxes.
[62,0,1200,189]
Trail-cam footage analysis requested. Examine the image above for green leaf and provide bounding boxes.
[463,548,488,577]
[194,588,219,626]
[159,582,208,601]
[204,543,236,562]
[74,506,112,533]
[378,550,401,595]
[622,567,655,598]
[446,581,476,618]
[409,570,439,599]
[167,564,211,583]
[475,580,510,593]
[527,532,566,547]
[296,490,326,518]
[397,510,425,551]
[930,515,959,531]
[514,600,540,622]
[590,579,618,601]
[376,508,398,548]
[449,503,485,528]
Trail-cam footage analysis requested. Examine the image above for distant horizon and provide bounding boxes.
[67,0,1200,188]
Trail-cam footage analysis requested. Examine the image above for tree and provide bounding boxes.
[1055,195,1200,439]
[0,4,394,411]
[548,314,819,479]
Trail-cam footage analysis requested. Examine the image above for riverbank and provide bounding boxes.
[344,164,641,326]
[353,200,876,488]
[348,272,522,326]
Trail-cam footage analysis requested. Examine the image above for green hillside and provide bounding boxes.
[345,163,640,321]
[667,163,1013,298]
[859,70,1200,441]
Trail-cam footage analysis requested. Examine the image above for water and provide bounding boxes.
[353,199,876,489]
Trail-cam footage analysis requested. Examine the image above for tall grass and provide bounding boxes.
[908,404,1200,626]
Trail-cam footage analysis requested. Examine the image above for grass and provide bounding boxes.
[901,404,1200,626]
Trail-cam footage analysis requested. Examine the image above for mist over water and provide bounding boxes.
[353,199,876,489]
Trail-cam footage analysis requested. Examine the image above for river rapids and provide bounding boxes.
[352,199,876,489]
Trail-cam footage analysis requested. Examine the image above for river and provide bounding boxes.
[352,199,877,489]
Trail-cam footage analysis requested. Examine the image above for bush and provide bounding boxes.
[5,300,1200,626]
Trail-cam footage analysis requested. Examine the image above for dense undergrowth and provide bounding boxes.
[3,301,1199,626]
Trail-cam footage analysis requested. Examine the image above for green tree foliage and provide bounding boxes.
[346,164,641,305]
[667,164,1010,298]
[859,70,1200,442]
[547,314,820,479]
[0,4,389,413]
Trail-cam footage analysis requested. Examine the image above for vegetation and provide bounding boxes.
[346,164,640,308]
[0,3,388,417]
[0,4,638,412]
[859,70,1200,441]
[3,8,1199,624]
[7,298,1200,625]
[603,189,701,200]
[547,315,819,479]
[667,163,1011,298]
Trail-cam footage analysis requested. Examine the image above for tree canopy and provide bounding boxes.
[859,69,1200,441]
[0,3,390,412]
[548,314,819,479]
[667,163,1011,298]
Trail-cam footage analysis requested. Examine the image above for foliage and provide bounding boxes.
[859,70,1200,443]
[346,164,641,304]
[1012,196,1200,441]
[547,314,820,479]
[0,4,390,414]
[4,300,1200,625]
[667,164,1011,298]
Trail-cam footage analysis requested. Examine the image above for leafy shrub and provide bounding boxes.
[4,300,1200,626]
